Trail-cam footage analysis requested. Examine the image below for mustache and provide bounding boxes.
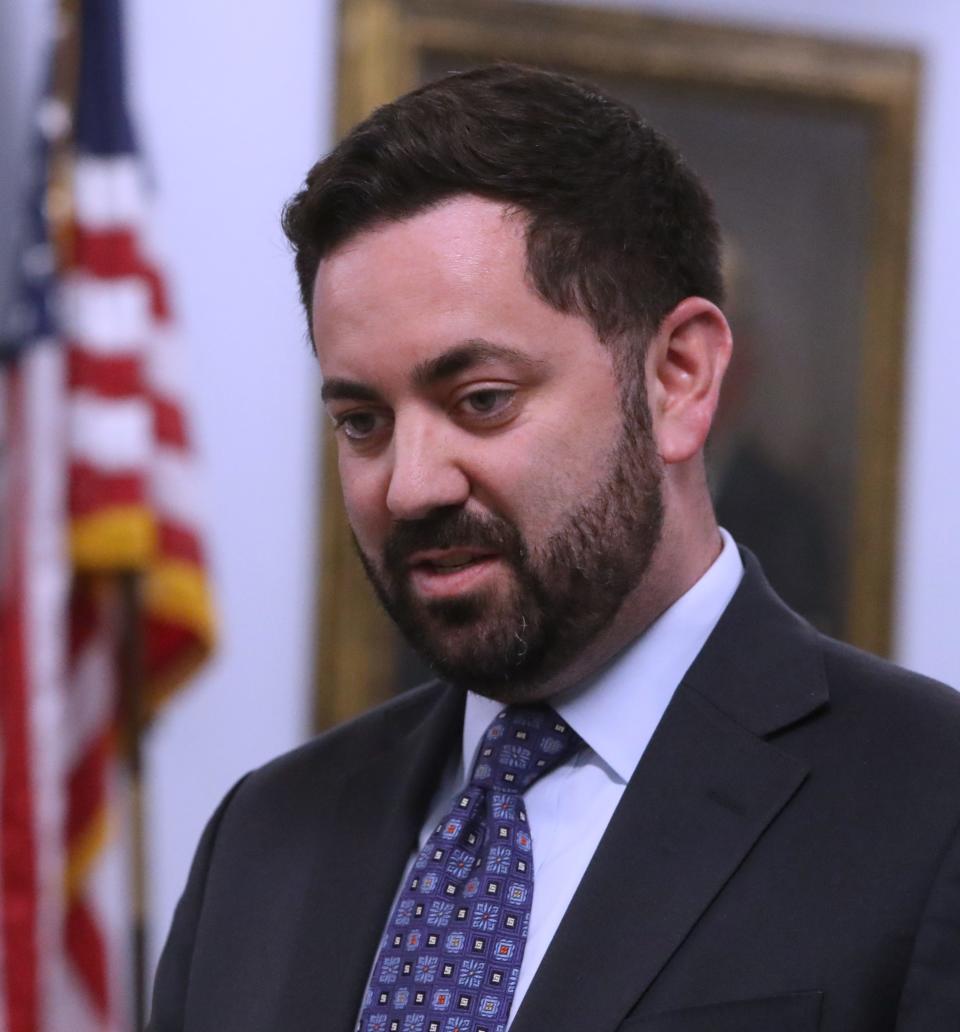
[384,508,526,570]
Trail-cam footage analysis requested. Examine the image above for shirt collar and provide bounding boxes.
[462,528,744,785]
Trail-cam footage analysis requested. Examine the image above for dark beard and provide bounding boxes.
[355,400,664,701]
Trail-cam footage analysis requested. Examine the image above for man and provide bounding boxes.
[150,66,960,1031]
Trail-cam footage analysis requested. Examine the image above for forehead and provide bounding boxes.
[311,197,592,374]
[318,195,524,292]
[311,196,525,349]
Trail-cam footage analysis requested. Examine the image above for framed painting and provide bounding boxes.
[312,0,919,729]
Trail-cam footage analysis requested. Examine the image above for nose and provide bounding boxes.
[385,414,470,521]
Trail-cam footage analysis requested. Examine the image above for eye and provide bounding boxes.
[332,409,390,443]
[457,387,516,420]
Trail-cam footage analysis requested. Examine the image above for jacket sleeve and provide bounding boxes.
[896,816,960,1028]
[147,777,248,1032]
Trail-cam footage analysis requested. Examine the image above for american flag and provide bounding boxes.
[0,1,216,1028]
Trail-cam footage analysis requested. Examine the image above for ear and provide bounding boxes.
[646,297,732,465]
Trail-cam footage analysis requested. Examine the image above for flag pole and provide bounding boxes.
[57,0,150,1018]
[52,3,150,1024]
[54,0,217,1021]
[117,569,148,1030]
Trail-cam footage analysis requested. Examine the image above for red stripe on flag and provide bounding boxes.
[73,225,142,280]
[68,346,143,398]
[153,395,188,448]
[159,519,205,565]
[70,225,170,320]
[68,578,100,665]
[0,370,40,1032]
[147,621,196,676]
[65,900,110,1018]
[64,732,111,845]
[69,461,145,516]
[141,261,171,322]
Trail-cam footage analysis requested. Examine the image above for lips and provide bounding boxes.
[406,549,503,599]
[408,548,495,570]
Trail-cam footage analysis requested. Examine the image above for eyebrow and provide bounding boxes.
[320,379,384,403]
[411,339,546,389]
[320,338,544,404]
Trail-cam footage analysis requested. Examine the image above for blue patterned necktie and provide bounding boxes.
[357,706,582,1032]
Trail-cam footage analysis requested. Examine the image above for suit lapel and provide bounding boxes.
[275,683,464,1031]
[511,554,827,1032]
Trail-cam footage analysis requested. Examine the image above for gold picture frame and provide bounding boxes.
[312,0,919,731]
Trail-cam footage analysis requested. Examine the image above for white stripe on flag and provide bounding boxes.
[59,275,150,355]
[151,446,204,529]
[61,627,116,772]
[146,325,189,400]
[69,394,152,471]
[22,343,69,1030]
[50,623,126,1030]
[73,155,145,230]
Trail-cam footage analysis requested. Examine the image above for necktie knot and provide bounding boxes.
[470,705,581,794]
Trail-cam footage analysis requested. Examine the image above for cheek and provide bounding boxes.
[473,415,620,535]
[338,456,391,551]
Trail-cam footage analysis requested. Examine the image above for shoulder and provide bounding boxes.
[703,548,960,747]
[818,632,960,731]
[185,679,462,874]
[696,549,960,805]
[233,678,456,805]
[757,628,960,858]
[815,633,960,772]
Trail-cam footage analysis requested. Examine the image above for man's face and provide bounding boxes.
[313,197,663,700]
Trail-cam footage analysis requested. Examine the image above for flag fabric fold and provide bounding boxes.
[1,0,216,1027]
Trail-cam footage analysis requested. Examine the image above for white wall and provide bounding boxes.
[3,0,960,997]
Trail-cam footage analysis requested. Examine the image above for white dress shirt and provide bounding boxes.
[386,529,743,1025]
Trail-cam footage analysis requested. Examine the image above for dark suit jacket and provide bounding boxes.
[149,556,960,1031]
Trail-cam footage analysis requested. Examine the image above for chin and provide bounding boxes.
[408,608,582,703]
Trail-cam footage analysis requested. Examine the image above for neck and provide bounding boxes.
[525,475,722,702]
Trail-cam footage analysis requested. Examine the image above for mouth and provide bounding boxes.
[406,549,503,599]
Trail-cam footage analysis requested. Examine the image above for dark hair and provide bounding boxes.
[282,63,723,355]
